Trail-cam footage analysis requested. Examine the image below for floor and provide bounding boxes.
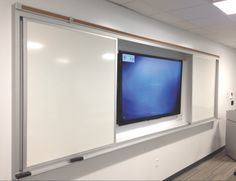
[172,149,236,181]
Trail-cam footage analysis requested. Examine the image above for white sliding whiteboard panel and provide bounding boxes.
[26,20,116,167]
[192,55,216,123]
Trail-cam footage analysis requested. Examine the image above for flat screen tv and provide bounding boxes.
[117,51,182,126]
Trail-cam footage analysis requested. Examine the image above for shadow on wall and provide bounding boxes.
[211,120,223,151]
[26,122,213,180]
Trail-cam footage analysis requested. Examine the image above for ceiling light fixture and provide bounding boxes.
[213,0,236,15]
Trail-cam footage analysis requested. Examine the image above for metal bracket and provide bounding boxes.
[15,3,22,10]
[69,17,74,24]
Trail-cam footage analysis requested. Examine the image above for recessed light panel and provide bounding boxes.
[213,0,236,15]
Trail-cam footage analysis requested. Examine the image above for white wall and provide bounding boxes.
[1,0,236,180]
[0,1,13,180]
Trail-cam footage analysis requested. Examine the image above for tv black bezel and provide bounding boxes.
[117,51,183,126]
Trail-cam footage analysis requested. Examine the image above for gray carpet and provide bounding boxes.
[227,174,236,181]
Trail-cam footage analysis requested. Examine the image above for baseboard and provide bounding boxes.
[164,146,225,181]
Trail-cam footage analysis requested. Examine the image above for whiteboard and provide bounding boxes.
[192,55,216,123]
[26,20,116,167]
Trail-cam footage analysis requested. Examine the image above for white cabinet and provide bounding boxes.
[226,110,236,160]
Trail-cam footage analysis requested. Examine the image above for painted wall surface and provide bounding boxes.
[1,0,236,180]
[0,1,13,180]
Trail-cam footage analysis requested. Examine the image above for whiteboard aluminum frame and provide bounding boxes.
[13,7,118,175]
[22,17,28,170]
[12,7,23,176]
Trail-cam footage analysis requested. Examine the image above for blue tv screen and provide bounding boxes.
[117,51,182,126]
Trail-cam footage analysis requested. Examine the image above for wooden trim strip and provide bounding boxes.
[21,4,220,58]
[21,5,70,21]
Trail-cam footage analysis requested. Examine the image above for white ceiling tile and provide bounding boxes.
[172,20,200,30]
[151,13,182,24]
[187,27,210,35]
[124,0,163,16]
[228,14,236,22]
[146,0,208,12]
[108,0,135,5]
[169,4,225,20]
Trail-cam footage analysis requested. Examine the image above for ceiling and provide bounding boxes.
[108,0,236,49]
